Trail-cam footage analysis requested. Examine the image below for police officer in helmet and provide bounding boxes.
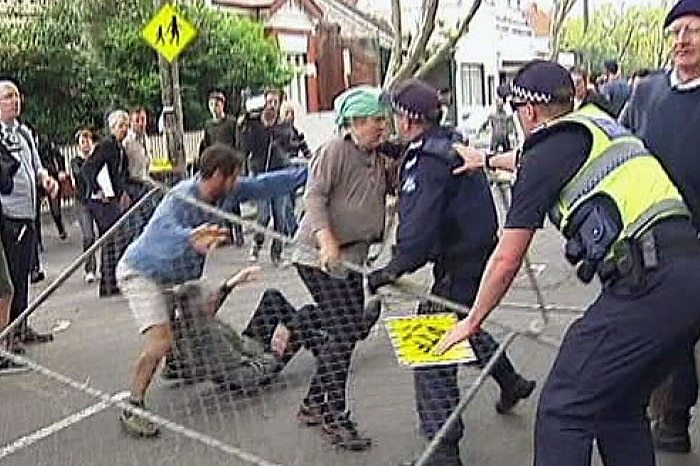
[436,60,700,465]
[367,78,535,466]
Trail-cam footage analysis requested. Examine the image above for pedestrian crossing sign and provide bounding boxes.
[384,313,477,368]
[142,3,197,63]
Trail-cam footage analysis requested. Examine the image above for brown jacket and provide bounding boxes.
[296,134,390,263]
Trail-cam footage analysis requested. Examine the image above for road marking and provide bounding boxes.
[0,390,130,459]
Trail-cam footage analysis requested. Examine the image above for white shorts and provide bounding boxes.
[116,260,173,334]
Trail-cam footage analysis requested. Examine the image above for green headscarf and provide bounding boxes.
[333,86,388,127]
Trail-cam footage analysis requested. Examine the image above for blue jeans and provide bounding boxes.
[254,195,289,246]
[78,203,97,274]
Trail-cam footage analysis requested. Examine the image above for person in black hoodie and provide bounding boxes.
[239,90,295,264]
[81,110,130,297]
[29,131,69,283]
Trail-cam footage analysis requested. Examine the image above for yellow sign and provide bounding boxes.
[149,157,173,173]
[141,3,197,63]
[384,314,477,368]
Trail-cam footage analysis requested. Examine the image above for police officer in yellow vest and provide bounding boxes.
[435,59,700,465]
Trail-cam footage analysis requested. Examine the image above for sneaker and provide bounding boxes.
[297,401,326,426]
[248,244,261,263]
[84,272,97,284]
[495,376,536,414]
[321,412,372,451]
[18,326,53,345]
[652,420,691,453]
[119,406,160,438]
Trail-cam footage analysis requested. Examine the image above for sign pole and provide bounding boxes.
[154,0,186,179]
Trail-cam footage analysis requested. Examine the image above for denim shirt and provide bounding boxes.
[121,166,307,284]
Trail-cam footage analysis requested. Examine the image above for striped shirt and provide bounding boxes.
[0,121,43,220]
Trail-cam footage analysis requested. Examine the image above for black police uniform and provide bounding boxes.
[504,58,700,465]
[373,127,530,461]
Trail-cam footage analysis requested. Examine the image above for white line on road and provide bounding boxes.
[0,390,130,460]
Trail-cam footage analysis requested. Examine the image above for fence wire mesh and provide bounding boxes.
[0,172,585,466]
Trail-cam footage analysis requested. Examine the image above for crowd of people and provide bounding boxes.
[0,0,699,465]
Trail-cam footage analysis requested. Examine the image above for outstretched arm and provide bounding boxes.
[226,166,307,204]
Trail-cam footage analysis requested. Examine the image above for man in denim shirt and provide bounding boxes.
[116,144,306,437]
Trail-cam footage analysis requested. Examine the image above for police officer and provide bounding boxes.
[436,60,700,465]
[367,78,535,466]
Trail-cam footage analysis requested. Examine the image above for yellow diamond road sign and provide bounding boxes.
[142,3,197,63]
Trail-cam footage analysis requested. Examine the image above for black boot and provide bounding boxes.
[495,375,536,414]
[652,415,691,454]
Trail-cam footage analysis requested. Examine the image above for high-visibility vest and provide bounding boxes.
[543,105,689,246]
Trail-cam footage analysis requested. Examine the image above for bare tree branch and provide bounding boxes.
[385,0,440,88]
[549,0,579,60]
[618,22,635,61]
[415,0,482,79]
[384,0,403,82]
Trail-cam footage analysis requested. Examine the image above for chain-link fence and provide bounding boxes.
[0,170,586,466]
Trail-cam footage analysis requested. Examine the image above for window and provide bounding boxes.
[460,63,485,107]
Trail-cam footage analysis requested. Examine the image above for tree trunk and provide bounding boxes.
[384,0,403,85]
[549,0,578,61]
[385,0,440,89]
[384,0,483,89]
[415,0,482,79]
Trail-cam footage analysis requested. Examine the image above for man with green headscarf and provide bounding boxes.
[288,85,390,451]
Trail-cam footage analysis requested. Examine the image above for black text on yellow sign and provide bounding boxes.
[384,313,477,368]
[141,3,197,63]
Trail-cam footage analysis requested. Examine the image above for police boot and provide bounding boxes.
[652,415,691,454]
[398,442,463,466]
[495,374,536,414]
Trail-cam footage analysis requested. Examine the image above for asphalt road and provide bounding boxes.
[1,129,700,465]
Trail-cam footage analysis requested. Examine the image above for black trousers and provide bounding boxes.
[0,217,36,327]
[243,288,326,366]
[295,264,365,416]
[535,220,700,465]
[85,200,121,295]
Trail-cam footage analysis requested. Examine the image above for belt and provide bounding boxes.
[599,218,700,286]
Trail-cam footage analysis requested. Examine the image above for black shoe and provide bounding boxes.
[0,356,27,374]
[496,376,536,414]
[652,420,691,453]
[18,326,53,345]
[59,231,68,241]
[322,412,372,451]
[30,270,45,284]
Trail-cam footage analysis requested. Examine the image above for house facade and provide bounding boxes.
[208,0,392,113]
